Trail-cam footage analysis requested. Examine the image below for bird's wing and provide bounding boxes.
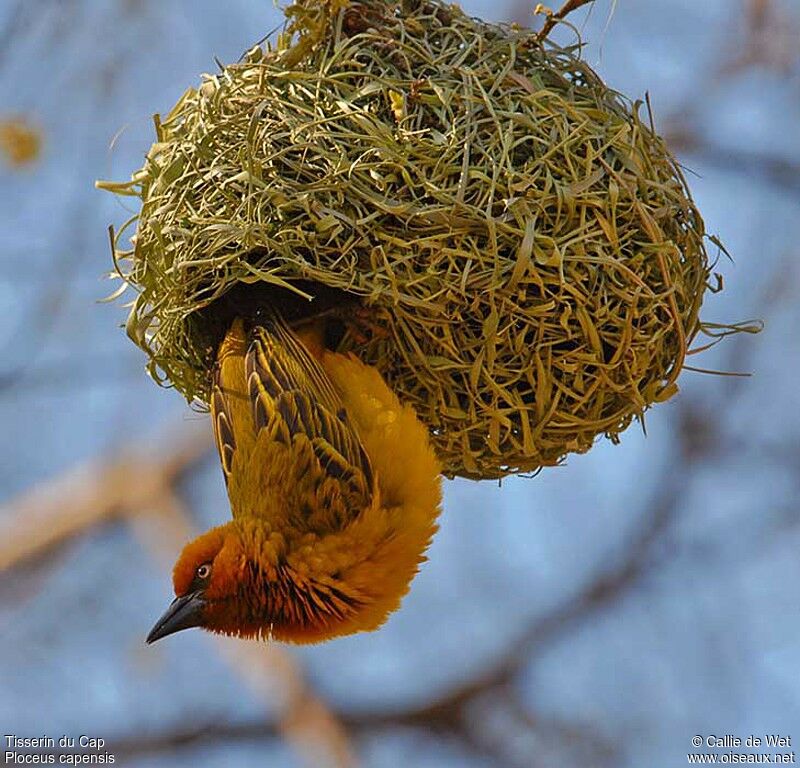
[211,318,249,487]
[246,320,374,494]
[211,316,374,524]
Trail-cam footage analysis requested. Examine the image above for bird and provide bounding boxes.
[146,310,442,644]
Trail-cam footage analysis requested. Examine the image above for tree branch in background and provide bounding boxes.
[663,124,800,198]
[720,0,799,75]
[0,423,210,572]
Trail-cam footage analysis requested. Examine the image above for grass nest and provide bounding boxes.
[101,0,746,480]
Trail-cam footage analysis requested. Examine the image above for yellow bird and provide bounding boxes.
[147,312,442,644]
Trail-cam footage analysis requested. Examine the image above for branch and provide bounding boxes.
[534,0,596,41]
[100,706,610,768]
[719,0,798,76]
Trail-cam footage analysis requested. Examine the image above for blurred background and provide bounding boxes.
[0,1,798,766]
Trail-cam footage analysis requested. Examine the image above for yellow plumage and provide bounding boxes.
[147,314,442,645]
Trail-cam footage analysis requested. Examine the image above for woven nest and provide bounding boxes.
[103,0,735,480]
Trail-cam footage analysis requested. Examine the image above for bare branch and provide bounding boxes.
[534,0,596,41]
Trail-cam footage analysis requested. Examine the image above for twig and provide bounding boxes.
[534,0,596,41]
[719,0,798,76]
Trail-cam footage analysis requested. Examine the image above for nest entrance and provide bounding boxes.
[191,279,360,365]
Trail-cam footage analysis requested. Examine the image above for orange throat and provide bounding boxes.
[203,560,364,643]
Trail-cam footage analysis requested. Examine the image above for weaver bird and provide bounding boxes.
[147,312,442,644]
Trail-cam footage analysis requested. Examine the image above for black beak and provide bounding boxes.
[146,592,206,644]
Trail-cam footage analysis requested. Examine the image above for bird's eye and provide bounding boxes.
[196,563,212,580]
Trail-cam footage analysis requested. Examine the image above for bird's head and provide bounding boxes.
[146,523,252,644]
[145,519,414,645]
